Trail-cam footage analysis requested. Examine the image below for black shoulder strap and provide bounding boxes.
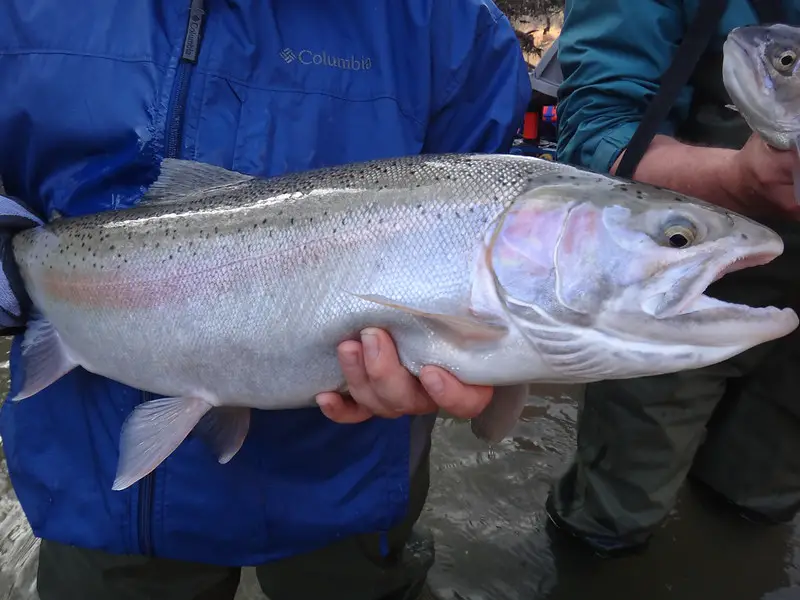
[750,0,783,23]
[615,0,729,178]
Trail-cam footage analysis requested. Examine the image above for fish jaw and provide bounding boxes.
[601,211,799,359]
[635,246,798,346]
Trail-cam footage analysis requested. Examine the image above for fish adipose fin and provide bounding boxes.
[139,158,255,206]
[113,396,213,491]
[12,314,79,401]
[351,293,508,344]
[194,406,251,464]
[470,384,528,444]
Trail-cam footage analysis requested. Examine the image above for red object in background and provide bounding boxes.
[522,111,539,141]
[542,105,557,123]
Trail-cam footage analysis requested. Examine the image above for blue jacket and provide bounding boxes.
[557,0,800,172]
[0,0,529,565]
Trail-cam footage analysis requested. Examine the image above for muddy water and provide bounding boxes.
[0,338,797,599]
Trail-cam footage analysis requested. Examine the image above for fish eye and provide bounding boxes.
[772,48,798,72]
[663,221,696,249]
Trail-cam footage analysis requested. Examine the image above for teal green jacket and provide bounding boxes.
[557,0,800,172]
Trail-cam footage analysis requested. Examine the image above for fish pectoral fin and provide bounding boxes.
[138,158,254,206]
[470,384,528,444]
[351,293,508,343]
[12,314,79,401]
[113,396,213,491]
[194,406,251,464]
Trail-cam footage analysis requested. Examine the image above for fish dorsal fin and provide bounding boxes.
[139,158,255,206]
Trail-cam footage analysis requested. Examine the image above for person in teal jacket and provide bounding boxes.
[550,0,800,555]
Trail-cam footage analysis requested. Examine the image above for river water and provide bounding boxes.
[0,338,797,599]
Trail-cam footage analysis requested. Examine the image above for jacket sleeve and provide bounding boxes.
[423,0,531,154]
[556,0,690,172]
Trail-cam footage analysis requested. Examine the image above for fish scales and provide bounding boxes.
[12,155,557,409]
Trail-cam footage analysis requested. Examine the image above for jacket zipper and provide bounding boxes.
[137,0,207,557]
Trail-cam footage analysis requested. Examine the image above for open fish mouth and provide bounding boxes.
[643,249,797,333]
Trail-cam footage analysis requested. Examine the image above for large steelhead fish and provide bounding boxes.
[3,153,797,491]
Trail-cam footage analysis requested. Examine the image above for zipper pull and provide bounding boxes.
[182,0,207,64]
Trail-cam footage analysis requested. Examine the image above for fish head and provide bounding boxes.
[484,175,799,381]
[723,23,800,149]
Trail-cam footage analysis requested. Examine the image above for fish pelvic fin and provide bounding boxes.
[113,396,213,491]
[350,293,508,345]
[139,158,255,206]
[469,384,528,444]
[11,313,79,401]
[194,406,251,464]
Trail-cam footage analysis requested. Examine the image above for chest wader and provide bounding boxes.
[546,0,800,554]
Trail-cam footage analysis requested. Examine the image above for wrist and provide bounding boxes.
[714,149,756,212]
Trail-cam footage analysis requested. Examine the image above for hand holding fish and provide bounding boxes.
[316,328,494,424]
[725,133,800,218]
[723,24,800,213]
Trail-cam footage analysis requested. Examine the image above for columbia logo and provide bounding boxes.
[279,47,373,72]
[280,48,296,63]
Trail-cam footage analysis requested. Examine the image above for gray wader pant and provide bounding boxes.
[36,429,436,600]
[547,218,800,550]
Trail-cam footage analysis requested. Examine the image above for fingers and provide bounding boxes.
[317,328,493,425]
[420,365,494,419]
[331,329,436,419]
[357,329,437,416]
[316,392,374,424]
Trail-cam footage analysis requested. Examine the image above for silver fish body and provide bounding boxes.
[14,156,547,404]
[8,153,798,490]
